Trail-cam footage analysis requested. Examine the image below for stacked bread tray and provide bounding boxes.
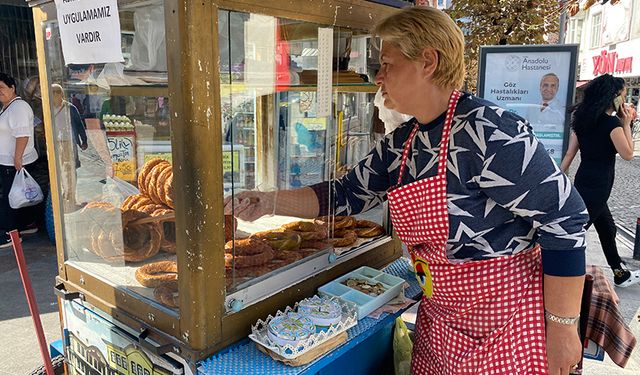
[318,266,404,319]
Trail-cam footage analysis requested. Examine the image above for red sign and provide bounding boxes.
[275,23,290,91]
[592,50,633,76]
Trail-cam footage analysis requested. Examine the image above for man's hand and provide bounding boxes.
[80,142,88,150]
[546,322,582,375]
[223,191,275,222]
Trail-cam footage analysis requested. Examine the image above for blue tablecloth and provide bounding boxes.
[198,257,420,375]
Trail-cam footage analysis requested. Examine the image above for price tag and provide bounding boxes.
[107,131,136,181]
[316,28,333,117]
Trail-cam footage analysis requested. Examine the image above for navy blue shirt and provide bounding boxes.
[313,94,587,276]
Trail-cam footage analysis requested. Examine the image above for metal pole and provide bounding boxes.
[10,230,55,375]
[558,1,567,44]
[633,218,640,260]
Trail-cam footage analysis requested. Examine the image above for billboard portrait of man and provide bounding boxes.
[527,73,565,132]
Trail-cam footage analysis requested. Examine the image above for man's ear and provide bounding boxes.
[420,48,439,80]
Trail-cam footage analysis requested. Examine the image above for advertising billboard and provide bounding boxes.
[478,45,579,165]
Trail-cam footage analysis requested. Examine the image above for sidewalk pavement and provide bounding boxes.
[1,228,639,374]
[0,232,60,375]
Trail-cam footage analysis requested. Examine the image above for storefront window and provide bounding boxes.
[590,12,602,48]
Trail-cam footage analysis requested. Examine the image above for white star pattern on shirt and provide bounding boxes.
[478,154,516,188]
[489,105,506,117]
[540,162,572,210]
[448,222,495,255]
[504,191,545,217]
[447,142,470,180]
[354,153,377,188]
[461,107,498,155]
[386,137,404,174]
[506,227,536,254]
[483,198,498,218]
[489,129,539,175]
[415,131,440,178]
[534,216,587,248]
[448,194,473,217]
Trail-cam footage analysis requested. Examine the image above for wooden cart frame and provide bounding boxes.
[28,0,403,367]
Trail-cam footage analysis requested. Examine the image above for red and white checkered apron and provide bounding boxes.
[387,90,548,374]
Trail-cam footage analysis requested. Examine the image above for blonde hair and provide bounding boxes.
[375,6,465,89]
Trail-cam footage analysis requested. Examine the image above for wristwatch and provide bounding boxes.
[545,310,580,325]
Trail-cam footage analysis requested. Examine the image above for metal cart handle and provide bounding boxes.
[138,328,176,356]
[54,282,85,301]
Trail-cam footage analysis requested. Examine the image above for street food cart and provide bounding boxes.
[28,0,416,373]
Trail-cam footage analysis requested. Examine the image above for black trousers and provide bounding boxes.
[585,202,622,271]
[0,163,40,233]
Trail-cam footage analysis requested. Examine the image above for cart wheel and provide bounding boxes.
[45,191,56,245]
[29,354,65,375]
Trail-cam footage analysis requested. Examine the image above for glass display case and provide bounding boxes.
[32,0,402,364]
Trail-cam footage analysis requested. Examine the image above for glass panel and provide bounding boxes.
[220,11,387,295]
[590,13,601,48]
[43,1,178,311]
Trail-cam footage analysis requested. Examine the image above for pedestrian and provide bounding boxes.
[226,7,588,374]
[561,74,640,288]
[0,72,40,248]
[52,84,88,210]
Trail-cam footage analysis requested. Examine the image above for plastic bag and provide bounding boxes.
[102,177,140,208]
[374,88,412,134]
[130,5,167,71]
[393,317,413,375]
[9,168,44,209]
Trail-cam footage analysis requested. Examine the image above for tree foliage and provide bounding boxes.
[447,0,562,91]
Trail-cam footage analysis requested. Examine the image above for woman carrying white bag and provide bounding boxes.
[0,72,40,249]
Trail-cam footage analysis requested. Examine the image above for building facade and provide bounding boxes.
[0,1,38,84]
[566,0,640,105]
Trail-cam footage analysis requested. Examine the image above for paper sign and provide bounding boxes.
[316,28,333,117]
[54,0,124,65]
[107,131,136,181]
[222,150,241,174]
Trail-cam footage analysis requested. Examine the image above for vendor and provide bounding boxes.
[226,7,587,374]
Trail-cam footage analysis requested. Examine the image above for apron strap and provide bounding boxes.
[395,90,461,187]
[395,121,420,187]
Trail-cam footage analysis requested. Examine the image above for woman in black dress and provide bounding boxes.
[561,74,638,287]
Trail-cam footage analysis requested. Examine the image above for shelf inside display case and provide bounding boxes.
[282,84,378,93]
[64,82,169,97]
[225,235,394,314]
[225,206,389,311]
[65,253,179,315]
[221,83,378,93]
